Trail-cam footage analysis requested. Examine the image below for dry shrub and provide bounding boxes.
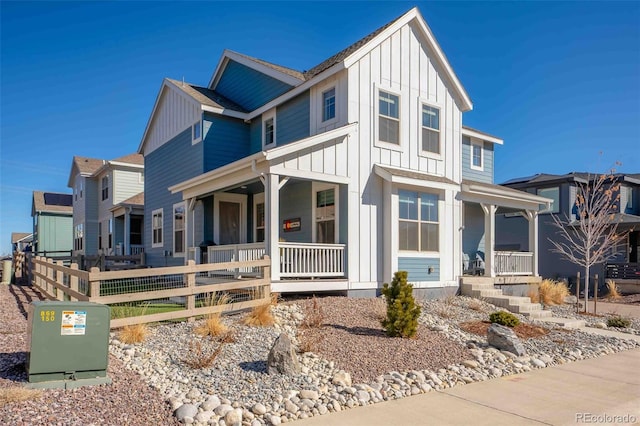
[538,279,569,305]
[195,292,230,337]
[270,292,280,306]
[434,305,454,319]
[183,332,235,369]
[244,303,274,326]
[442,287,459,306]
[118,323,149,344]
[606,280,621,300]
[302,296,324,328]
[0,387,42,407]
[297,328,323,353]
[527,284,540,304]
[467,298,485,312]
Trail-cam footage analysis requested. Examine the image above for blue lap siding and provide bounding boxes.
[398,257,440,282]
[462,136,494,183]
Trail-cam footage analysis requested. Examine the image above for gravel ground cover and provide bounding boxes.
[1,284,639,426]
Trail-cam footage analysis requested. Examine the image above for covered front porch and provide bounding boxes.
[460,179,551,281]
[111,193,145,256]
[170,124,356,291]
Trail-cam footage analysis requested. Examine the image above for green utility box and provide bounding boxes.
[27,301,111,389]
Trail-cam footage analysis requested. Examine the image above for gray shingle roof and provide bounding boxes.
[11,232,32,244]
[32,191,73,214]
[167,78,248,112]
[231,51,305,82]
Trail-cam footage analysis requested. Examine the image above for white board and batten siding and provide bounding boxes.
[345,22,464,288]
[144,85,202,156]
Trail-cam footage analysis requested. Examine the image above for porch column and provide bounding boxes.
[265,173,280,281]
[526,210,539,276]
[124,210,130,255]
[480,203,496,278]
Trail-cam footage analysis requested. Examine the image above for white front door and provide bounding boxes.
[214,193,247,245]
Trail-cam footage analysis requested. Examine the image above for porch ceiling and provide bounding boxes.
[460,179,551,212]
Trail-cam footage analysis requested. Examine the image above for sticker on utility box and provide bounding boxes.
[61,311,87,335]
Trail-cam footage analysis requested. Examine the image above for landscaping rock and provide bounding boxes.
[267,333,301,375]
[487,324,526,356]
[332,370,352,387]
[174,404,198,422]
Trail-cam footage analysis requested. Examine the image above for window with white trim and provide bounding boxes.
[98,222,102,250]
[398,190,439,252]
[101,176,109,201]
[254,193,265,243]
[471,140,483,170]
[315,187,336,244]
[74,223,83,251]
[152,208,163,248]
[173,202,185,256]
[322,87,336,122]
[537,187,559,214]
[421,104,440,154]
[379,90,399,144]
[264,117,274,146]
[192,119,202,144]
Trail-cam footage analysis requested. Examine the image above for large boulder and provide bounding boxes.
[267,333,301,375]
[487,323,526,356]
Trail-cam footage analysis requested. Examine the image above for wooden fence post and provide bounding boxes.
[56,260,64,301]
[69,263,79,301]
[594,274,598,315]
[89,267,101,300]
[576,271,581,313]
[263,255,271,300]
[186,260,196,322]
[46,258,55,298]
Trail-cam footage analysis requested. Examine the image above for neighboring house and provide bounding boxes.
[31,191,73,254]
[11,232,33,252]
[139,7,550,296]
[67,154,145,256]
[497,172,640,285]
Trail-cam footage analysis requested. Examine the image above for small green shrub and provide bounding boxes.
[607,316,631,328]
[381,271,421,338]
[489,311,520,328]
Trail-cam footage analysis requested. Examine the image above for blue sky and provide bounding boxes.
[1,1,639,254]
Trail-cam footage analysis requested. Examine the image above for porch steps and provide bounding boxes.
[460,278,553,319]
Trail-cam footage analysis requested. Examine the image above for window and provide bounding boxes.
[624,186,634,212]
[471,140,483,170]
[379,90,399,144]
[315,187,336,244]
[98,222,102,250]
[79,180,83,198]
[130,217,143,245]
[264,117,274,146]
[74,223,83,251]
[254,194,265,243]
[538,187,560,213]
[152,208,163,248]
[322,87,336,122]
[421,104,440,154]
[139,171,144,184]
[398,190,439,252]
[108,218,112,249]
[101,176,109,201]
[173,203,185,256]
[192,119,202,144]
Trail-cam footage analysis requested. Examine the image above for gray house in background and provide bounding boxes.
[496,172,640,287]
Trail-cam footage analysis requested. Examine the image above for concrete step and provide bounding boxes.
[470,289,503,298]
[460,277,495,285]
[537,316,586,328]
[509,303,542,313]
[523,310,554,319]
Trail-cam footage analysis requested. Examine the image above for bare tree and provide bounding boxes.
[548,170,628,313]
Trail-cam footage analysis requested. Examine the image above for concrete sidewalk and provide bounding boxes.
[587,301,640,319]
[296,349,640,426]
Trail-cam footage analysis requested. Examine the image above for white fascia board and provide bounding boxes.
[373,165,459,192]
[343,7,473,112]
[169,151,266,194]
[247,63,345,120]
[264,122,357,161]
[462,128,504,145]
[108,161,144,169]
[201,104,247,120]
[461,183,552,211]
[209,49,304,90]
[268,166,350,185]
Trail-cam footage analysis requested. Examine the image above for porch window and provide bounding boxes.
[322,87,336,122]
[398,190,439,252]
[379,90,399,144]
[316,188,336,244]
[101,176,109,201]
[421,104,440,154]
[173,202,185,256]
[471,140,483,170]
[152,208,163,248]
[255,202,265,243]
[537,187,559,213]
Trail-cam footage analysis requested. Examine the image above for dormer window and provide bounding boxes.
[421,104,440,154]
[322,88,336,122]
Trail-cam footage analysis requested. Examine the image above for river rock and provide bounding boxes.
[487,324,526,356]
[267,333,301,375]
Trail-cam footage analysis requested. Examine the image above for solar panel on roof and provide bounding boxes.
[43,193,72,207]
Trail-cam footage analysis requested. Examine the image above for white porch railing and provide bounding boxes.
[495,251,533,276]
[208,243,266,276]
[130,245,144,255]
[279,242,345,278]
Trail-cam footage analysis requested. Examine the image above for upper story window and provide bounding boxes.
[263,111,276,148]
[101,176,109,201]
[192,119,202,144]
[421,104,440,154]
[379,90,399,144]
[322,88,336,122]
[623,186,634,212]
[139,171,144,184]
[538,187,560,214]
[152,208,163,248]
[471,140,483,170]
[399,190,439,252]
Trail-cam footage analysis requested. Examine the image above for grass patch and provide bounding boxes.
[243,303,274,326]
[0,387,42,407]
[194,291,230,338]
[110,302,182,320]
[538,279,569,305]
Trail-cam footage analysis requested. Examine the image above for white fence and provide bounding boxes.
[495,251,533,276]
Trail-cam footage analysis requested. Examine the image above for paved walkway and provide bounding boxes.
[587,301,640,319]
[297,347,640,425]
